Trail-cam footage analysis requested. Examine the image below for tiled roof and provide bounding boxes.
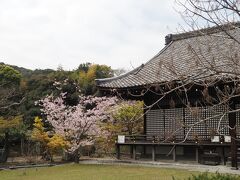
[96,23,240,89]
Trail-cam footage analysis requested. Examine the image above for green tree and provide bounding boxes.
[0,115,25,162]
[20,70,55,126]
[0,64,22,112]
[20,68,79,126]
[98,101,144,154]
[0,64,25,162]
[76,63,113,95]
[113,101,144,135]
[77,62,91,73]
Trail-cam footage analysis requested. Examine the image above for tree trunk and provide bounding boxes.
[63,150,80,163]
[21,137,24,156]
[74,152,80,163]
[1,132,9,162]
[42,149,53,162]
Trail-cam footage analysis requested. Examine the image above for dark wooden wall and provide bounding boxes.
[145,105,233,142]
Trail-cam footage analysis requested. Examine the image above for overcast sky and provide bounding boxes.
[0,0,185,71]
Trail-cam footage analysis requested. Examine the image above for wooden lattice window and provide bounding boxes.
[164,108,184,141]
[205,105,229,138]
[146,109,164,140]
[185,105,229,141]
[146,104,230,142]
[185,107,206,141]
[235,104,240,138]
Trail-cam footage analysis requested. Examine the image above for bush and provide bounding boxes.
[174,172,240,180]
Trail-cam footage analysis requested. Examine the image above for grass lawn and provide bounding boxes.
[0,163,199,180]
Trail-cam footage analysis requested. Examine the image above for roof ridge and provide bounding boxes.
[166,22,240,43]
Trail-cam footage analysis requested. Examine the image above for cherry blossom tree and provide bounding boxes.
[38,93,118,162]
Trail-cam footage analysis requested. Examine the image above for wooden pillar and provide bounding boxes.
[133,145,136,160]
[143,105,147,158]
[195,147,199,163]
[143,145,146,157]
[229,101,238,169]
[222,147,226,165]
[116,144,120,159]
[152,145,156,161]
[130,146,133,158]
[173,146,176,162]
[143,105,147,135]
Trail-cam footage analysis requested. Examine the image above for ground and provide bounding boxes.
[79,158,240,175]
[0,163,199,180]
[1,158,240,180]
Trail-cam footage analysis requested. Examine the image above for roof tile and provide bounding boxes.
[96,25,240,89]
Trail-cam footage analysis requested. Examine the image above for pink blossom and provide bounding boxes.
[38,93,118,153]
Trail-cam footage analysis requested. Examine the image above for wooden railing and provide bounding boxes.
[117,134,232,144]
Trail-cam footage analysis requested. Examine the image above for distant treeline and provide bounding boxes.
[0,62,119,125]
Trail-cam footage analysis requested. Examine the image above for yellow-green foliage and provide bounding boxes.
[97,101,144,154]
[31,117,68,157]
[0,115,22,134]
[77,64,113,95]
[0,64,22,86]
[31,117,49,144]
[113,101,144,135]
[79,64,112,83]
[47,134,69,153]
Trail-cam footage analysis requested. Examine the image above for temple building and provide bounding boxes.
[96,23,240,168]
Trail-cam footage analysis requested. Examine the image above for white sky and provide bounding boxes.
[0,0,185,71]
